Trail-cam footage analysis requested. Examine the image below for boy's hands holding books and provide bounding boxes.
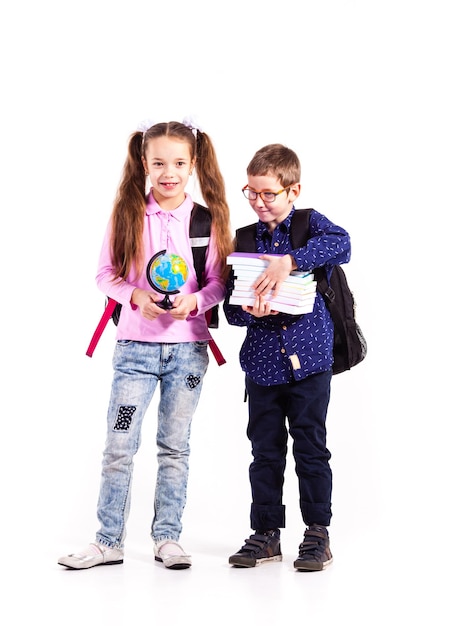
[242,296,279,318]
[252,254,296,298]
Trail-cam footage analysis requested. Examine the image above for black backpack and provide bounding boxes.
[234,209,367,375]
[87,203,222,359]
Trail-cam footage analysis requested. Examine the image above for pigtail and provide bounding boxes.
[111,132,147,280]
[195,132,233,276]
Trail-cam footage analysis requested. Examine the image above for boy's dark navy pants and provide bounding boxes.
[245,370,333,530]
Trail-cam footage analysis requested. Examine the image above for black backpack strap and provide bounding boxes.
[289,208,332,298]
[288,208,312,248]
[189,202,220,330]
[235,223,258,253]
[189,203,212,288]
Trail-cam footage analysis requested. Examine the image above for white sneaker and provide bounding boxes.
[154,540,191,569]
[58,542,124,570]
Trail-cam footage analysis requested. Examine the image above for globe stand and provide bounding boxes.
[155,293,177,310]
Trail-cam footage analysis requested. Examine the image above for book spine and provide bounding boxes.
[232,269,314,285]
[232,281,317,296]
[227,254,312,277]
[228,295,315,315]
[231,291,316,306]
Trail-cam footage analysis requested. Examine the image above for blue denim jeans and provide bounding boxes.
[95,340,209,549]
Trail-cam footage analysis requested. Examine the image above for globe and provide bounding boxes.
[146,250,189,309]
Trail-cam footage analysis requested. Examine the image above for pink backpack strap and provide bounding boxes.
[204,307,226,365]
[207,335,226,366]
[86,299,226,365]
[86,298,118,357]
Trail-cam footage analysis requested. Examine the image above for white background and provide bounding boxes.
[1,1,450,624]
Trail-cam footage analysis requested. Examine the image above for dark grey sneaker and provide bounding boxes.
[229,529,282,568]
[294,525,333,571]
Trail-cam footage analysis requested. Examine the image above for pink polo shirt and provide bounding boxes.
[96,192,226,343]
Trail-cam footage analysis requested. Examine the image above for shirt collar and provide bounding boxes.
[256,206,296,240]
[145,190,194,221]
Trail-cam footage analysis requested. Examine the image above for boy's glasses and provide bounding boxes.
[242,185,292,203]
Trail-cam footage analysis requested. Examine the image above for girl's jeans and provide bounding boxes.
[95,340,209,549]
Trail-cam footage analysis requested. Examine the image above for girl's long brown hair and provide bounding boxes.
[110,122,232,282]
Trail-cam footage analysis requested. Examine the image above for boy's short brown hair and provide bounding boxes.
[246,144,301,188]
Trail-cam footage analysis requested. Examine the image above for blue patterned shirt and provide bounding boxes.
[223,207,351,385]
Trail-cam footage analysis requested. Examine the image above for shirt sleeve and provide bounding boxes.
[95,219,137,308]
[290,209,351,271]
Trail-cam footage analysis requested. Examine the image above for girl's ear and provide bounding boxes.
[142,156,148,175]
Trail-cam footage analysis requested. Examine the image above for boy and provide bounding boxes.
[223,144,351,571]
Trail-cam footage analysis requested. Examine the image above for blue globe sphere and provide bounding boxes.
[148,252,188,294]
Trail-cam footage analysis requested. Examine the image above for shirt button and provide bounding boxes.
[282,325,287,331]
[274,242,280,247]
[281,348,286,354]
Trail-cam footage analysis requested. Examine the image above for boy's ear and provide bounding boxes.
[289,183,301,199]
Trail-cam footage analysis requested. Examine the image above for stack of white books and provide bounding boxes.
[227,252,317,315]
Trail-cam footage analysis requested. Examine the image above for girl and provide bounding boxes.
[59,120,232,570]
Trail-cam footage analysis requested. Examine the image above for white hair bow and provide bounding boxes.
[136,118,158,132]
[182,114,203,134]
[137,115,203,134]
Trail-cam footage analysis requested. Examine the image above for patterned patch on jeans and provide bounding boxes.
[113,405,137,431]
[185,374,201,389]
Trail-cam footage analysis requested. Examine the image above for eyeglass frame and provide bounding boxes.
[241,184,295,203]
